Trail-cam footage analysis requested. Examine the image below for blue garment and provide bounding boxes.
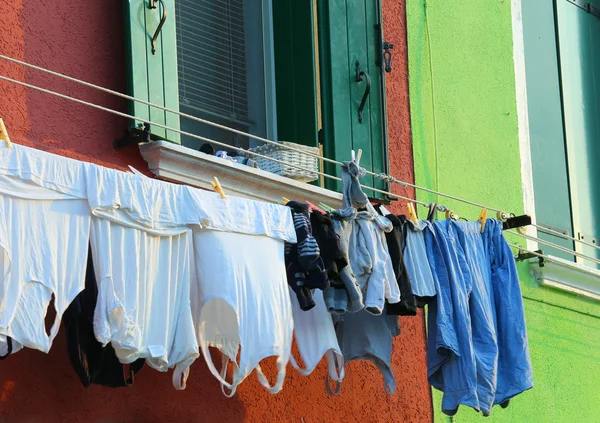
[425,219,533,416]
[402,218,436,305]
[483,220,533,405]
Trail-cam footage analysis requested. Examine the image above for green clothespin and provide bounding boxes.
[318,202,334,212]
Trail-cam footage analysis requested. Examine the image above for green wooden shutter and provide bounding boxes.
[521,0,575,260]
[556,0,600,267]
[272,0,319,148]
[123,0,180,143]
[317,0,389,197]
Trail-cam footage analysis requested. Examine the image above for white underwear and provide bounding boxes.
[192,229,293,396]
[289,289,344,386]
[0,176,90,355]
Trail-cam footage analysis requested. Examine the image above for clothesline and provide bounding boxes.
[3,72,600,269]
[0,53,595,253]
[3,72,600,268]
[0,58,598,258]
[506,242,599,277]
[508,230,600,266]
[0,74,439,211]
[0,54,482,213]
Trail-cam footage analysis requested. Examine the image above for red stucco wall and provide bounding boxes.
[0,1,432,422]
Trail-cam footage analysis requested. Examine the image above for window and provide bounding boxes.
[522,0,600,268]
[175,0,276,150]
[123,0,390,196]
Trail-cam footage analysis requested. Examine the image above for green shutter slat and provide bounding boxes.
[318,0,353,193]
[365,0,387,195]
[521,0,575,260]
[124,0,151,130]
[318,0,388,197]
[124,0,180,143]
[273,0,318,147]
[158,0,180,143]
[348,1,374,189]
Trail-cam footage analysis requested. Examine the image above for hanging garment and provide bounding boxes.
[341,161,368,209]
[425,219,499,416]
[0,145,91,356]
[351,211,400,315]
[289,289,344,387]
[64,245,145,388]
[310,210,348,281]
[334,308,400,395]
[323,208,364,314]
[400,216,436,307]
[285,201,329,311]
[86,165,199,390]
[90,219,198,390]
[382,214,417,316]
[483,219,533,406]
[192,228,294,396]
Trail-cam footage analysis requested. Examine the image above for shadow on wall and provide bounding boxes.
[0,331,246,423]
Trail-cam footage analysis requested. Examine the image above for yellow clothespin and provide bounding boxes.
[0,119,12,148]
[356,149,363,166]
[478,208,488,233]
[281,197,291,205]
[407,202,419,225]
[211,177,226,199]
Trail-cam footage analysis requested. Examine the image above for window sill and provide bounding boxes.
[529,255,600,301]
[139,141,343,208]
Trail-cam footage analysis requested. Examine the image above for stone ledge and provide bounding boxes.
[530,255,600,301]
[139,141,343,208]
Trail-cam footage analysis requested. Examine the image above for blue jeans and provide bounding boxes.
[483,220,533,405]
[425,220,498,416]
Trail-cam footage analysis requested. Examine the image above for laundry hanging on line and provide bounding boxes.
[0,142,533,417]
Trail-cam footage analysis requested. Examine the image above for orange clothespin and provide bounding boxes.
[478,208,488,233]
[211,177,226,199]
[0,119,12,148]
[407,202,419,225]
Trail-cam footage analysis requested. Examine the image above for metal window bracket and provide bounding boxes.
[114,123,152,148]
[515,249,546,268]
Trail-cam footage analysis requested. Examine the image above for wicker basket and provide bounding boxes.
[248,141,321,183]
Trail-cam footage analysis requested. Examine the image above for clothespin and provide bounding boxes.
[281,197,291,205]
[478,208,488,233]
[128,165,148,178]
[0,119,12,148]
[407,202,419,225]
[318,202,334,212]
[211,177,226,199]
[356,149,363,166]
[426,203,437,222]
[306,200,326,214]
[445,210,459,221]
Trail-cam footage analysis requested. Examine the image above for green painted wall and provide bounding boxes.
[406,0,600,421]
